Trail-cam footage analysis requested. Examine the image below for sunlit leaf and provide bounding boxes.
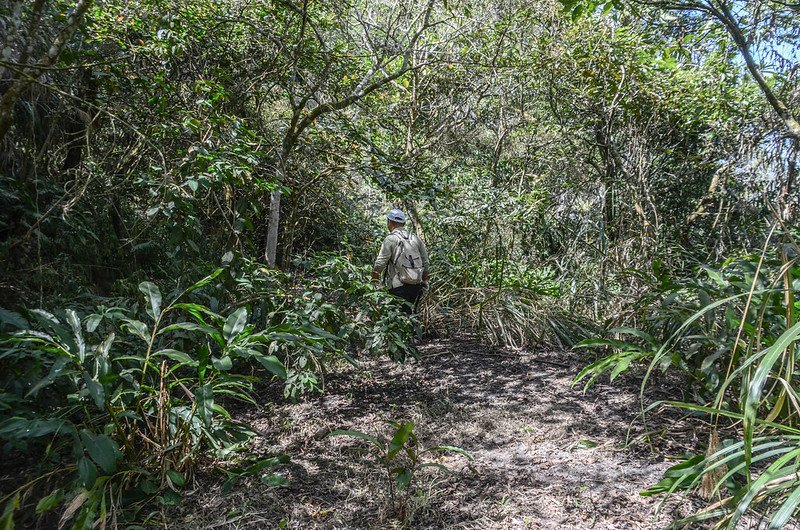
[138,282,162,320]
[224,308,248,344]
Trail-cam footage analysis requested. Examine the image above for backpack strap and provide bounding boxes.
[392,230,414,266]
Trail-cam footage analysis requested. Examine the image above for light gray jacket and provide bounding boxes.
[373,229,430,288]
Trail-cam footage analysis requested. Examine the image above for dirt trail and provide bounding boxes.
[175,337,699,529]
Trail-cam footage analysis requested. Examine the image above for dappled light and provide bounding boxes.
[1,0,798,527]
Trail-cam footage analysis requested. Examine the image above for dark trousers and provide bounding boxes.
[389,283,424,315]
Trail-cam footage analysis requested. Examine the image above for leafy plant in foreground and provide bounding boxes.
[0,270,291,528]
[574,247,799,400]
[329,421,472,523]
[641,316,800,529]
[574,232,800,528]
[288,252,421,363]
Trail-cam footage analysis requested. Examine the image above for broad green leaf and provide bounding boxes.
[82,373,105,410]
[66,309,85,363]
[79,431,120,473]
[212,356,233,371]
[640,454,704,496]
[172,303,222,324]
[0,418,70,438]
[139,479,158,494]
[26,357,69,397]
[610,357,632,381]
[35,490,64,514]
[138,281,162,320]
[166,469,185,487]
[97,333,115,358]
[222,478,236,495]
[154,349,197,366]
[198,344,210,382]
[158,490,182,505]
[85,314,102,333]
[158,322,219,337]
[393,468,413,491]
[78,457,97,488]
[185,268,223,294]
[244,455,290,475]
[253,353,286,379]
[196,383,213,428]
[122,319,150,343]
[388,422,414,458]
[30,309,59,324]
[0,308,28,330]
[223,308,248,343]
[299,324,340,341]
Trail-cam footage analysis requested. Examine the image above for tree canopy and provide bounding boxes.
[0,0,798,527]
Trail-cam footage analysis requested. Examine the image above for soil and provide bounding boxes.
[169,336,708,530]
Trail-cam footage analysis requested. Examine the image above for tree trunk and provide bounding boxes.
[0,0,93,143]
[713,1,800,141]
[265,148,288,268]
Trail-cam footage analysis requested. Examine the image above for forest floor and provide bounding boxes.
[172,336,705,529]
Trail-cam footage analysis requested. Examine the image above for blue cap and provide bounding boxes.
[386,209,406,223]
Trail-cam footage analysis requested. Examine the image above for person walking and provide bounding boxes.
[372,208,430,314]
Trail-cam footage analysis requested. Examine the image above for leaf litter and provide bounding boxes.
[170,336,708,529]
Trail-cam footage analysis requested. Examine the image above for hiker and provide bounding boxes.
[372,208,430,314]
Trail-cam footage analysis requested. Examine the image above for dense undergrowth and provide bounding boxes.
[1,0,798,527]
[577,229,800,528]
[0,253,416,528]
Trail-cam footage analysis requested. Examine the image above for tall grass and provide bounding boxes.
[576,228,800,527]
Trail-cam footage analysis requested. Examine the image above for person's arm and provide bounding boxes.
[372,236,393,284]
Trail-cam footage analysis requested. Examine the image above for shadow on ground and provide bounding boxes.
[171,337,701,529]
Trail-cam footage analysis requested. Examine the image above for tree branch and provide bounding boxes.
[0,0,94,142]
[712,0,800,139]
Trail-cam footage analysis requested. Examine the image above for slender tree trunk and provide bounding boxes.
[265,148,287,268]
[713,1,800,140]
[0,0,93,143]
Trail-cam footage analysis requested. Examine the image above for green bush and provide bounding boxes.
[0,254,421,527]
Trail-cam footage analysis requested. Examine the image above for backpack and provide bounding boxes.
[393,231,425,285]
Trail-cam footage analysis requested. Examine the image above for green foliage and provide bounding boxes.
[576,231,800,526]
[229,252,420,394]
[0,254,419,525]
[0,263,410,525]
[575,242,799,400]
[329,420,472,522]
[1,0,798,526]
[643,417,800,529]
[0,271,284,526]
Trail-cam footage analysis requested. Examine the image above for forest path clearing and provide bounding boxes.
[177,337,697,529]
